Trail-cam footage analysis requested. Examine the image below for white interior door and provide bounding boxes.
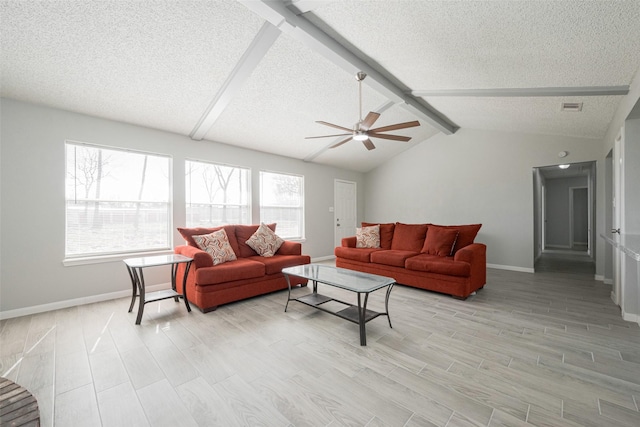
[613,130,625,307]
[334,180,357,247]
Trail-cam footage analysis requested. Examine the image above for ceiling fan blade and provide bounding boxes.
[305,133,351,139]
[316,121,353,133]
[330,136,353,149]
[360,111,380,130]
[369,133,412,142]
[369,120,420,133]
[362,139,376,151]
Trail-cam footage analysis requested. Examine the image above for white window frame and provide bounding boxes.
[259,170,305,240]
[185,159,251,227]
[64,141,172,262]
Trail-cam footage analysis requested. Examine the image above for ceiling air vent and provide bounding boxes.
[561,102,583,112]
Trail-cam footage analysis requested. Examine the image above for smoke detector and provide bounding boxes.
[561,102,583,112]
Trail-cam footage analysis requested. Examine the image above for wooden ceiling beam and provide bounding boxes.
[239,0,458,135]
[190,22,281,141]
[411,86,630,97]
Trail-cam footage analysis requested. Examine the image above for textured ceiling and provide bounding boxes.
[2,0,640,172]
[1,1,264,135]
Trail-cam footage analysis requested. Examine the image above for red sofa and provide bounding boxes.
[174,224,310,312]
[335,222,486,299]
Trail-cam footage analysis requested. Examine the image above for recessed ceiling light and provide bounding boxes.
[561,102,583,112]
[559,164,570,169]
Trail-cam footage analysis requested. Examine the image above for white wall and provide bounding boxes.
[364,128,604,272]
[0,98,364,315]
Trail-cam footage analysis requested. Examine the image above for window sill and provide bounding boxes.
[286,238,306,243]
[63,249,174,267]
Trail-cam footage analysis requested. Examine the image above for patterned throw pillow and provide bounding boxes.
[193,228,237,265]
[246,223,284,257]
[356,225,380,248]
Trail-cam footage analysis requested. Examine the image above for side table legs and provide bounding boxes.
[124,258,192,325]
[134,267,146,325]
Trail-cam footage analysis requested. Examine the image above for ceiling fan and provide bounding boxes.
[305,71,420,150]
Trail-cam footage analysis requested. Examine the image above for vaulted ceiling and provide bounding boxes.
[2,0,640,172]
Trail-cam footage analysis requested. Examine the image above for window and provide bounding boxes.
[260,171,304,239]
[65,142,171,258]
[185,160,250,227]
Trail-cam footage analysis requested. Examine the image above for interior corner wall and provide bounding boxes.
[363,128,604,272]
[0,98,364,314]
[623,118,640,233]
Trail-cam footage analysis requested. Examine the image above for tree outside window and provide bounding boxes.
[65,142,171,257]
[260,171,304,239]
[185,160,250,227]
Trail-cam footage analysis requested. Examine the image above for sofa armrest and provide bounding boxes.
[276,240,302,255]
[454,243,486,263]
[342,236,357,248]
[454,243,486,288]
[174,245,213,269]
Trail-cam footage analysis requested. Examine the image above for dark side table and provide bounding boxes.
[0,377,40,426]
[124,254,193,324]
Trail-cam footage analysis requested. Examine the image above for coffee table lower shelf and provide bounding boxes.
[294,293,385,324]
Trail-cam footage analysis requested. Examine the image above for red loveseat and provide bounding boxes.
[174,224,310,312]
[335,222,486,299]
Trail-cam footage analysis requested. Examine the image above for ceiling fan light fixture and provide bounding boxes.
[353,131,368,141]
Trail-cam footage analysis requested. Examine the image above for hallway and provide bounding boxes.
[535,249,596,276]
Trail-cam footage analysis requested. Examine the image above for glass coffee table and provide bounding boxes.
[282,264,395,346]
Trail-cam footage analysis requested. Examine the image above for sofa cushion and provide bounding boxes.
[192,228,237,265]
[335,246,381,263]
[234,223,277,258]
[356,225,380,248]
[245,223,284,257]
[430,223,481,253]
[390,223,428,252]
[195,258,265,285]
[405,254,471,277]
[422,227,459,257]
[370,250,419,267]
[362,222,395,249]
[248,254,312,275]
[178,225,240,255]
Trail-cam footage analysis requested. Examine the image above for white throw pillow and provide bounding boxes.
[246,223,284,257]
[193,228,237,265]
[356,225,380,248]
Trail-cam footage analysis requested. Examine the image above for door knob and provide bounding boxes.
[611,228,620,234]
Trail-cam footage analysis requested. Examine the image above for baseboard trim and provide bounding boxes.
[0,282,171,320]
[594,274,605,282]
[603,278,613,285]
[487,263,535,274]
[622,309,640,326]
[311,255,335,263]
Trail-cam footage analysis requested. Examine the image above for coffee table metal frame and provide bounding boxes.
[124,254,193,325]
[282,264,395,346]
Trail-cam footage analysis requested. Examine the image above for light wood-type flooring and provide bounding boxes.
[1,261,640,427]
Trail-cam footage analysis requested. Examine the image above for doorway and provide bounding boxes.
[570,187,588,251]
[533,161,596,273]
